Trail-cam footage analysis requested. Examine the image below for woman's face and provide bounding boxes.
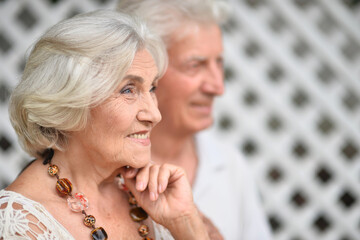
[75,50,161,168]
[155,23,224,135]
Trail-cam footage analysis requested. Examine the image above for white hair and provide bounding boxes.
[117,0,230,47]
[9,10,167,157]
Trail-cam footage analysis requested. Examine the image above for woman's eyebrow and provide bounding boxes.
[123,74,144,83]
[152,78,159,86]
[153,74,161,82]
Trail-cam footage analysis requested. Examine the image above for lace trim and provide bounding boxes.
[0,190,74,240]
[0,190,173,240]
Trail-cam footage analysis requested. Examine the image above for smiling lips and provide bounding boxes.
[128,131,150,146]
[191,101,213,115]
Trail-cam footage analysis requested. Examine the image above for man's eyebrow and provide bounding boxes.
[187,56,207,62]
[186,55,224,62]
[123,74,144,83]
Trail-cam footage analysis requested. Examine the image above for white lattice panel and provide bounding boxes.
[0,0,359,239]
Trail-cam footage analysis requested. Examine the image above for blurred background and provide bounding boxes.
[0,0,359,239]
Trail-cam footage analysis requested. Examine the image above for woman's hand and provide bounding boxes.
[199,210,224,240]
[121,163,209,239]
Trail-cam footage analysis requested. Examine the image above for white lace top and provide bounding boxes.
[0,190,173,240]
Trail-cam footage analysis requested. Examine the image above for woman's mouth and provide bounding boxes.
[127,132,150,146]
[128,133,149,139]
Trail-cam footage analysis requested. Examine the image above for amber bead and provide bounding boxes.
[138,224,149,237]
[128,195,137,205]
[56,178,72,195]
[91,227,108,240]
[84,215,96,227]
[48,164,59,176]
[130,207,148,222]
[142,238,153,240]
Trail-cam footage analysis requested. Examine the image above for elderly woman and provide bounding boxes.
[0,10,210,240]
[117,1,273,239]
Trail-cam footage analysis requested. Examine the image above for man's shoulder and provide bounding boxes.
[196,131,244,161]
[196,129,248,169]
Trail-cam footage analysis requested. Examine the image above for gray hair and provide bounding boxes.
[117,0,230,47]
[9,10,167,157]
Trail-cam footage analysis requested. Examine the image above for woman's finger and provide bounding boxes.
[158,164,171,193]
[123,166,139,178]
[148,165,160,201]
[134,164,151,191]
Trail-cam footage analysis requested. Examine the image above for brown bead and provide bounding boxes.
[130,207,148,222]
[142,238,153,240]
[48,164,59,176]
[84,215,96,227]
[56,178,72,195]
[91,227,108,240]
[128,195,137,205]
[138,224,149,237]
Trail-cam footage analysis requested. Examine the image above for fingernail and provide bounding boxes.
[158,184,163,193]
[136,182,144,191]
[150,192,156,201]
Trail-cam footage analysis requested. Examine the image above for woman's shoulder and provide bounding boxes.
[0,189,74,240]
[0,188,45,208]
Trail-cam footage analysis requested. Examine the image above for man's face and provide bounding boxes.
[155,23,224,136]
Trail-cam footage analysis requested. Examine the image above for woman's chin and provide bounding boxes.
[127,155,152,169]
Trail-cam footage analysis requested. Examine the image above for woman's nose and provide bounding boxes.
[137,94,162,125]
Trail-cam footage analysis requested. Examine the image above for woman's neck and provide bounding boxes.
[51,146,122,197]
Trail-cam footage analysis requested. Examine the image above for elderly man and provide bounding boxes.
[117,1,272,239]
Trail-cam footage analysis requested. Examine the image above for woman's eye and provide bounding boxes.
[150,86,157,93]
[120,86,136,94]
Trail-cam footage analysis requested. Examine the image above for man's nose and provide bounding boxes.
[201,61,224,96]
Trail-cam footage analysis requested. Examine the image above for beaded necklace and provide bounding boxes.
[42,148,153,240]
